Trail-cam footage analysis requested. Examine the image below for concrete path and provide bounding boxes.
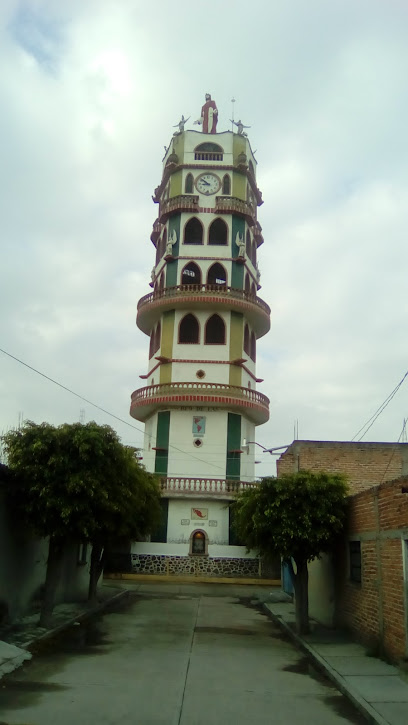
[266,600,408,725]
[0,582,365,725]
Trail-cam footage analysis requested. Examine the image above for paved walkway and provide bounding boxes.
[0,582,366,725]
[265,599,408,725]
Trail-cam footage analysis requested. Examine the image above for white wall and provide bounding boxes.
[131,540,257,560]
[308,554,335,627]
[167,498,230,545]
[167,409,228,479]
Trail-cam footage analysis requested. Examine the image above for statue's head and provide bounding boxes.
[205,93,211,101]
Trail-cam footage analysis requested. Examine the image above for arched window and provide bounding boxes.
[244,273,251,295]
[208,218,227,246]
[246,230,251,259]
[185,173,194,194]
[222,174,231,195]
[154,321,161,354]
[184,217,203,245]
[207,263,227,287]
[179,314,199,344]
[244,324,250,355]
[205,314,225,344]
[190,529,208,555]
[181,262,201,286]
[252,240,257,266]
[194,143,223,161]
[149,331,154,359]
[250,331,256,362]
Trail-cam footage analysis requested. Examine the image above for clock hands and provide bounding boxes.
[200,179,210,186]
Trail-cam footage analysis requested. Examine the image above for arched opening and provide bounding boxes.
[244,324,250,355]
[246,230,251,259]
[149,331,154,359]
[250,331,256,362]
[194,143,223,161]
[222,174,231,195]
[244,273,251,295]
[160,229,167,260]
[185,173,194,194]
[207,262,227,287]
[252,240,257,266]
[184,217,203,245]
[179,314,199,344]
[154,321,161,354]
[208,218,228,246]
[181,262,201,286]
[205,314,225,344]
[190,529,208,555]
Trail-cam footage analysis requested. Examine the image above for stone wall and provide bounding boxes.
[126,553,280,579]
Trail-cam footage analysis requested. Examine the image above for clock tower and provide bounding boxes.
[129,96,275,579]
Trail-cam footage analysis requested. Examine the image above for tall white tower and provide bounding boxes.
[130,96,272,577]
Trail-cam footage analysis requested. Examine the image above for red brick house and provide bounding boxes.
[277,441,408,661]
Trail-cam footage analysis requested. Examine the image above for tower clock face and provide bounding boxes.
[195,173,221,195]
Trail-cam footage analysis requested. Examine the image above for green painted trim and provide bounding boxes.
[226,413,241,480]
[170,169,182,197]
[155,411,170,475]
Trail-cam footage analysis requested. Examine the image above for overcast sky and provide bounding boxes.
[1,0,407,478]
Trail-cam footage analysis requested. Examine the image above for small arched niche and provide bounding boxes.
[189,529,208,556]
[184,217,203,245]
[179,313,199,344]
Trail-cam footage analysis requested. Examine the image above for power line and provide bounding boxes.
[351,371,408,442]
[0,347,228,473]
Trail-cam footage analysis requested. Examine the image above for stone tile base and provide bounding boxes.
[126,554,280,579]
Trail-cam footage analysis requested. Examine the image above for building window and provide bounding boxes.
[179,314,199,344]
[222,174,231,195]
[184,217,203,245]
[194,143,223,161]
[250,331,256,362]
[208,218,228,245]
[190,529,208,555]
[181,262,201,286]
[205,314,225,344]
[185,173,194,194]
[349,541,362,583]
[244,324,250,355]
[207,262,227,287]
[77,542,88,565]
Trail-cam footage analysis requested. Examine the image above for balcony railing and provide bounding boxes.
[131,382,269,407]
[160,477,258,497]
[159,195,199,222]
[215,196,254,223]
[150,219,161,243]
[137,284,270,316]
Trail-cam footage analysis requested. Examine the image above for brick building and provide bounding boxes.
[277,440,408,494]
[336,477,408,662]
[277,441,408,658]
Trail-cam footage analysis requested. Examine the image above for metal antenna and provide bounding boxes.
[231,97,235,131]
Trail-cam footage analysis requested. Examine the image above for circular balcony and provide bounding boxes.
[130,382,270,425]
[137,284,271,338]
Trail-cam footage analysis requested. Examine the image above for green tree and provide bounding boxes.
[232,471,348,633]
[2,421,160,627]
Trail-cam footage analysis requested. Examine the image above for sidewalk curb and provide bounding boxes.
[261,603,389,725]
[22,589,130,652]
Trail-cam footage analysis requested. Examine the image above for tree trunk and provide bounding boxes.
[39,537,64,628]
[88,543,105,605]
[292,557,309,635]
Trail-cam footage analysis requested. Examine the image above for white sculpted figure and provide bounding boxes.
[235,231,245,258]
[231,119,251,136]
[166,229,178,256]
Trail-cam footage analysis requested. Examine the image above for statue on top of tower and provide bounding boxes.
[194,93,218,134]
[231,119,251,136]
[173,115,190,134]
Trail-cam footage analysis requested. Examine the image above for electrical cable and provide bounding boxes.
[0,347,236,473]
[351,370,408,442]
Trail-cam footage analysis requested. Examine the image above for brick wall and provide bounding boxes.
[336,477,408,662]
[277,441,408,494]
